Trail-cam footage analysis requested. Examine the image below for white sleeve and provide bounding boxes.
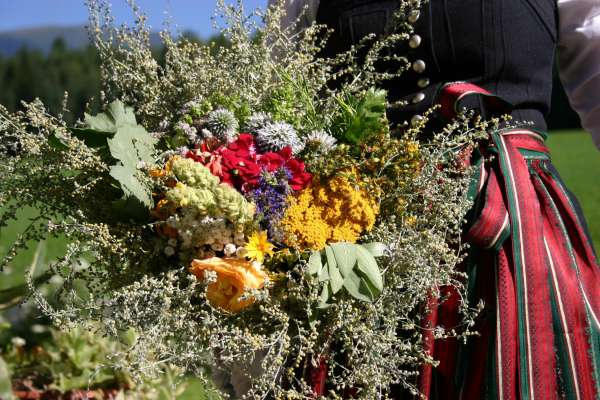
[557,0,600,150]
[268,0,320,31]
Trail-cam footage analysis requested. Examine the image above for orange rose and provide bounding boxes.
[190,257,268,313]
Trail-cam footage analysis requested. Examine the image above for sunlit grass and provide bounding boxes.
[546,130,600,252]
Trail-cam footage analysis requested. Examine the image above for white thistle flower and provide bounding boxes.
[255,121,304,154]
[243,111,272,133]
[206,108,239,143]
[305,130,337,153]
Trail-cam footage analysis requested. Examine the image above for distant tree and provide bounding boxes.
[0,38,102,124]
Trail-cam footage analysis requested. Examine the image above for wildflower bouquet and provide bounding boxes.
[0,0,489,397]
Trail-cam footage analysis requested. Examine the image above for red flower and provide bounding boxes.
[257,146,311,191]
[186,134,311,192]
[286,158,312,190]
[258,151,286,173]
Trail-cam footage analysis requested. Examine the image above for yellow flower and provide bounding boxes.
[280,175,379,250]
[245,231,275,264]
[190,257,268,313]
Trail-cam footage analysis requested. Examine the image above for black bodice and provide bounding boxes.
[316,0,558,129]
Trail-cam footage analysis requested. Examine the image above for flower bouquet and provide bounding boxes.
[0,0,487,397]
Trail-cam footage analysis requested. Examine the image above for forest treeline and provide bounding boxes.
[0,34,227,124]
[0,39,101,124]
[0,37,581,129]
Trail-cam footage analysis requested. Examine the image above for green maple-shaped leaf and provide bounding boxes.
[85,100,157,212]
[108,124,156,167]
[107,123,157,211]
[84,100,137,133]
[110,164,154,207]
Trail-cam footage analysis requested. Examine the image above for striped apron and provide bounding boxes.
[419,83,600,400]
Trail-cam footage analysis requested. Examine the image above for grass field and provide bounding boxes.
[546,130,600,251]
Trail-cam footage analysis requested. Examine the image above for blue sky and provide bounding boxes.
[0,0,269,37]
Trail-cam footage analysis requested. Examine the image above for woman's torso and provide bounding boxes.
[316,0,558,129]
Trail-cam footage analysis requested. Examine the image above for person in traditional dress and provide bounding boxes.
[272,0,600,398]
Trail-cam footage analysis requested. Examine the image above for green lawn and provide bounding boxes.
[546,130,600,252]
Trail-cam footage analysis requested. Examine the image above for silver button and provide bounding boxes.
[411,114,424,126]
[412,93,426,104]
[409,34,422,49]
[418,78,430,88]
[408,10,420,24]
[412,60,426,73]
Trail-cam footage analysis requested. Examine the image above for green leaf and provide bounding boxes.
[327,263,344,295]
[312,243,385,303]
[48,132,70,150]
[317,284,331,309]
[361,242,387,258]
[342,88,387,144]
[324,246,337,271]
[69,127,115,148]
[342,270,374,303]
[0,243,52,311]
[317,259,330,283]
[356,245,384,293]
[84,100,137,133]
[329,242,357,276]
[110,165,153,208]
[104,115,157,215]
[107,125,156,167]
[324,246,344,293]
[0,356,13,400]
[307,251,323,276]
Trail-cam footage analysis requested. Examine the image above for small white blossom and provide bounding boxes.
[224,243,237,257]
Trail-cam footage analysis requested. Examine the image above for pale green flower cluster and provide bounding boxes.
[166,157,255,227]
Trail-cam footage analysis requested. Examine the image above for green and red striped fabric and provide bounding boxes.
[420,83,600,400]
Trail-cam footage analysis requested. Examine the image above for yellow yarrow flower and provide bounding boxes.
[245,231,275,264]
[281,175,379,250]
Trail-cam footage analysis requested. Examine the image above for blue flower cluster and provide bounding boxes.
[249,168,292,242]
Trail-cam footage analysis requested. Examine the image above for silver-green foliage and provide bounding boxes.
[0,0,491,398]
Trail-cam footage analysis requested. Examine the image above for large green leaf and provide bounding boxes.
[356,245,384,293]
[84,100,137,133]
[307,251,323,275]
[109,165,153,208]
[342,270,375,303]
[107,124,156,167]
[318,284,331,309]
[329,242,357,276]
[307,242,385,305]
[69,127,115,148]
[361,242,386,258]
[324,246,344,294]
[106,123,157,211]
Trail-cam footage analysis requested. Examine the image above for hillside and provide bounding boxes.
[0,25,163,56]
